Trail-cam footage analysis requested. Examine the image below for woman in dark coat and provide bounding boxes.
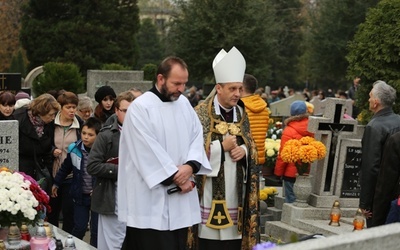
[13,93,60,180]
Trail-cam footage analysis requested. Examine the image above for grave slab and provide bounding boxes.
[0,120,19,171]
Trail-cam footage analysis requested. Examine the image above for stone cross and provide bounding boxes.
[0,121,19,171]
[308,98,358,196]
[0,74,6,89]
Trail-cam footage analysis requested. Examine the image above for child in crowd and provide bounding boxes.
[274,101,314,203]
[51,117,102,247]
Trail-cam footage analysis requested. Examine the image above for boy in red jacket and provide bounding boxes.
[274,101,314,203]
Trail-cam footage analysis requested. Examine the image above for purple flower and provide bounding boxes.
[252,242,277,250]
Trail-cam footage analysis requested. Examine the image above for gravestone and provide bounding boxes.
[269,94,305,117]
[264,99,363,241]
[87,70,153,102]
[310,97,353,117]
[308,98,358,200]
[309,97,322,115]
[344,99,353,117]
[0,73,22,91]
[0,121,19,171]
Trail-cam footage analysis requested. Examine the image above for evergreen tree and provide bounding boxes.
[166,0,280,86]
[347,0,400,124]
[8,50,27,77]
[270,0,303,87]
[136,18,164,69]
[33,62,84,95]
[20,0,140,80]
[301,0,379,90]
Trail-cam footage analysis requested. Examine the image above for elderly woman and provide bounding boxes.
[76,96,94,122]
[0,91,16,120]
[13,93,60,179]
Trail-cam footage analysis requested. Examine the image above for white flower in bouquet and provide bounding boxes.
[0,169,45,226]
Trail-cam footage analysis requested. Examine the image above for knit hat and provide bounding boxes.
[305,102,314,114]
[95,86,116,103]
[290,101,307,116]
[15,99,31,109]
[15,91,30,101]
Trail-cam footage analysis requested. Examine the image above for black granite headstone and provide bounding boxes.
[0,73,22,91]
[340,146,362,198]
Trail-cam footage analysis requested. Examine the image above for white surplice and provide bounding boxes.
[117,92,212,231]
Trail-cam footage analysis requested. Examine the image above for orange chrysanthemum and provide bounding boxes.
[281,137,327,175]
[299,145,318,163]
[310,141,327,159]
[299,136,315,145]
[280,144,300,163]
[285,139,302,148]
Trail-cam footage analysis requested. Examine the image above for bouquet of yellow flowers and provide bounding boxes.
[280,136,326,175]
[259,187,278,201]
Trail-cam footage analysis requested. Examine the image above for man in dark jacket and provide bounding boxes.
[359,80,400,227]
[87,91,135,249]
[372,131,400,226]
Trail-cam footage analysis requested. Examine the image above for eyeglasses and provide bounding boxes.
[117,108,128,113]
[79,109,92,114]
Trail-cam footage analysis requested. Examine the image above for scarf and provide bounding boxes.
[28,110,45,138]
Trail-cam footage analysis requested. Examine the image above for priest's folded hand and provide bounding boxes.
[178,180,195,194]
[173,164,192,186]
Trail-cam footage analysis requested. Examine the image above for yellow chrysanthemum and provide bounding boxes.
[310,141,327,159]
[284,139,302,148]
[259,190,268,200]
[274,143,280,151]
[266,149,275,157]
[299,136,315,145]
[299,145,318,163]
[265,142,274,150]
[280,144,300,163]
[268,118,274,124]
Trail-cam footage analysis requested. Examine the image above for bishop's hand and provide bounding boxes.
[222,135,237,152]
[230,146,245,162]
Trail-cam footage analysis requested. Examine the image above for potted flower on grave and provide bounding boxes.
[259,187,279,207]
[280,136,326,176]
[265,138,281,169]
[279,136,326,205]
[262,120,283,176]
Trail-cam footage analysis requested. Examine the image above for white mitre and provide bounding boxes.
[212,46,246,84]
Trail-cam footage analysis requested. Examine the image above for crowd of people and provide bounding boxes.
[1,46,399,250]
